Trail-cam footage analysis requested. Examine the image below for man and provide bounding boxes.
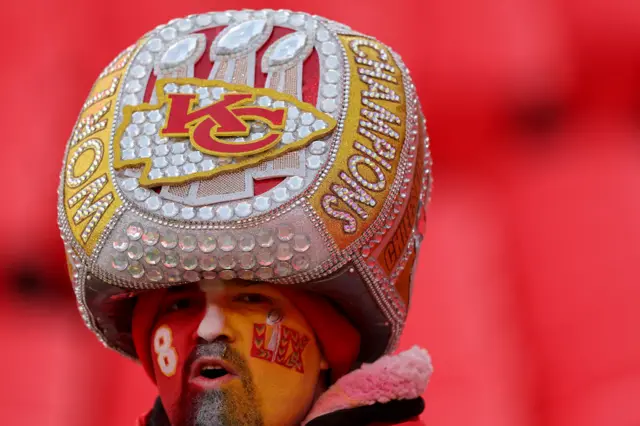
[59,8,433,425]
[133,280,430,425]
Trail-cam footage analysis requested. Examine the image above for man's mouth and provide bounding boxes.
[200,365,228,380]
[189,358,238,390]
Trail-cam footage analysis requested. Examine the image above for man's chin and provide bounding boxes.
[177,387,262,426]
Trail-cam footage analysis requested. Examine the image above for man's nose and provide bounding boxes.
[196,304,227,342]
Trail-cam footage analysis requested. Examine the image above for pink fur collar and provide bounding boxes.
[302,346,433,425]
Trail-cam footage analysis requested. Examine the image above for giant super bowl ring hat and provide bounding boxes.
[58,9,432,363]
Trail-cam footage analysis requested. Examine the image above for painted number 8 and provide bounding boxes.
[154,325,178,377]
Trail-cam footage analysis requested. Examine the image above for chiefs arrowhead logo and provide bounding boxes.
[113,78,337,187]
[162,91,287,157]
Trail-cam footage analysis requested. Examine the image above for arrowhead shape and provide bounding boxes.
[113,78,337,188]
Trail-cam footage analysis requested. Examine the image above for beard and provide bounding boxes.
[176,341,264,426]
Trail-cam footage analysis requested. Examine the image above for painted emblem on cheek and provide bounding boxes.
[266,309,283,352]
[251,311,310,374]
[154,325,178,377]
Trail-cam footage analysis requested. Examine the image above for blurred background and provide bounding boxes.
[1,0,639,425]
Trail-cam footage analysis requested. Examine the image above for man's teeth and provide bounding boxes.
[202,366,224,371]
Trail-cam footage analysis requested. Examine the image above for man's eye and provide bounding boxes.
[168,298,192,312]
[234,293,272,304]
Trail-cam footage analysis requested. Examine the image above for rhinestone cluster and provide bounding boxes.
[67,176,115,242]
[116,78,331,220]
[322,195,357,233]
[110,221,313,282]
[83,77,120,111]
[316,37,341,115]
[99,45,135,79]
[107,10,344,224]
[66,139,104,188]
[359,65,427,333]
[71,102,110,147]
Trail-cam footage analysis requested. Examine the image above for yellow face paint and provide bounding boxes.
[210,283,325,426]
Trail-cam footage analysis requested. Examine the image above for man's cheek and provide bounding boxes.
[152,321,196,391]
[249,311,310,374]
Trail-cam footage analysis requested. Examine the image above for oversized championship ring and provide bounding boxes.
[58,9,432,364]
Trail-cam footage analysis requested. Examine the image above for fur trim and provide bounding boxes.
[302,346,432,425]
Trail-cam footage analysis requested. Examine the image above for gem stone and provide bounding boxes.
[200,255,217,271]
[238,234,256,251]
[179,235,197,252]
[126,223,143,240]
[144,247,163,265]
[181,254,198,270]
[256,267,274,280]
[198,234,216,253]
[218,233,236,251]
[142,228,160,245]
[267,32,307,65]
[256,229,274,247]
[112,253,128,271]
[291,253,310,271]
[215,20,268,54]
[128,261,145,279]
[256,248,275,266]
[146,267,164,282]
[127,242,144,260]
[184,270,200,282]
[219,270,236,280]
[113,234,129,252]
[163,252,179,268]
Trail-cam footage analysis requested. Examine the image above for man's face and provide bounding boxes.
[146,280,327,426]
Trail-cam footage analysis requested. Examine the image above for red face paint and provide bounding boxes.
[150,287,206,424]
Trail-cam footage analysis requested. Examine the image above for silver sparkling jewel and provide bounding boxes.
[179,235,197,252]
[127,261,145,279]
[126,241,144,260]
[144,247,163,265]
[112,234,129,252]
[160,230,178,249]
[142,228,160,246]
[200,255,217,271]
[163,252,179,268]
[218,233,236,251]
[238,234,256,251]
[181,254,198,270]
[126,223,143,240]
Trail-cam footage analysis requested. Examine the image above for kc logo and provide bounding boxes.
[161,92,287,157]
[114,78,337,188]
